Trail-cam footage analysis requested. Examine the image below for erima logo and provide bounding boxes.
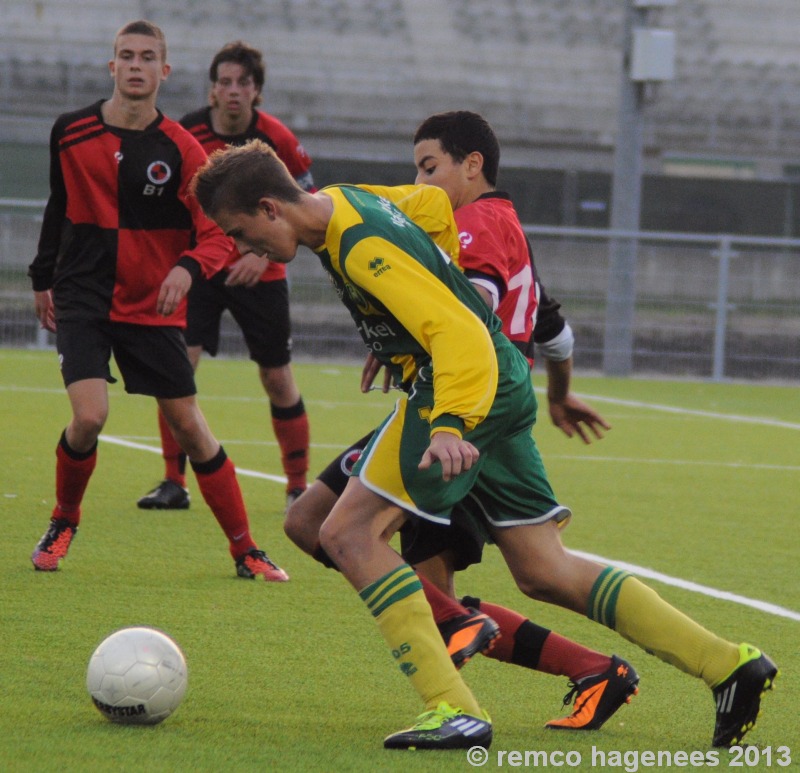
[146,161,172,185]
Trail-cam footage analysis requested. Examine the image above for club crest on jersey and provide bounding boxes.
[143,161,172,196]
[459,230,474,248]
[339,448,363,476]
[147,161,172,185]
[345,282,381,316]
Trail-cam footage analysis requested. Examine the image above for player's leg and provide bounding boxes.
[259,363,309,505]
[233,279,309,506]
[492,519,777,744]
[138,276,221,510]
[284,434,370,565]
[123,324,287,582]
[400,522,502,668]
[406,516,635,731]
[321,398,491,749]
[319,478,490,749]
[32,320,111,570]
[159,393,288,582]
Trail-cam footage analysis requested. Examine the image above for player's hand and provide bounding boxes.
[360,352,392,393]
[549,393,611,444]
[418,431,479,481]
[224,251,269,288]
[33,289,56,333]
[157,265,193,316]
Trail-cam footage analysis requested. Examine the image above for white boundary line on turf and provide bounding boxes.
[561,390,800,431]
[100,432,800,624]
[572,550,800,623]
[99,434,287,484]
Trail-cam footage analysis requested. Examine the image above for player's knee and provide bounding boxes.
[72,409,107,439]
[318,516,363,567]
[283,505,316,554]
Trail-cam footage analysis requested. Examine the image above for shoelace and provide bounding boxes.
[560,681,581,708]
[412,703,459,729]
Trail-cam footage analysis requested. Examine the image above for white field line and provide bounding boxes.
[568,390,800,431]
[5,374,796,622]
[548,454,800,472]
[100,431,800,623]
[99,434,287,484]
[573,550,800,623]
[6,382,799,428]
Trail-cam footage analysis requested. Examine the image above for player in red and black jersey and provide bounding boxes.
[137,41,312,513]
[27,20,288,582]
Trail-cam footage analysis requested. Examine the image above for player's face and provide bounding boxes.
[110,34,169,100]
[211,62,259,119]
[413,139,471,209]
[214,202,297,263]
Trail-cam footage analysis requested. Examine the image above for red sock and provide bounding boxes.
[54,431,97,526]
[470,599,611,681]
[192,448,256,559]
[271,399,309,493]
[419,574,470,624]
[538,631,612,681]
[158,409,186,487]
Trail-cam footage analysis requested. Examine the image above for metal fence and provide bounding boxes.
[2,198,799,382]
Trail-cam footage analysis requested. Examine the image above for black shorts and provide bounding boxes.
[56,318,196,398]
[317,432,374,495]
[399,505,486,572]
[185,274,292,368]
[317,431,486,571]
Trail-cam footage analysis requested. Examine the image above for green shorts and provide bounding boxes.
[353,337,570,530]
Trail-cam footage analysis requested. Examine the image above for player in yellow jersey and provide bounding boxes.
[191,139,777,750]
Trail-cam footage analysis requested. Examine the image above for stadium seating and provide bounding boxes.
[2,0,800,170]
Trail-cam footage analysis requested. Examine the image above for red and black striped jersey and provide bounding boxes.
[29,100,231,327]
[455,191,565,365]
[180,107,315,284]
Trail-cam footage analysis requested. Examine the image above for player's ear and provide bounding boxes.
[259,197,278,220]
[466,151,484,178]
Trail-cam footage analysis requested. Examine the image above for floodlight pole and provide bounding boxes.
[602,1,647,376]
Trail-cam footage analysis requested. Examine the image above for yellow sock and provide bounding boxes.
[589,567,740,687]
[360,564,482,715]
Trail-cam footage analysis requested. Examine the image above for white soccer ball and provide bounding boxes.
[86,626,188,725]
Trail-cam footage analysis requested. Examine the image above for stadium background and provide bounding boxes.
[1,0,799,381]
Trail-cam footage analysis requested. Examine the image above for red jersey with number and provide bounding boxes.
[28,100,231,326]
[454,192,539,359]
[180,107,316,282]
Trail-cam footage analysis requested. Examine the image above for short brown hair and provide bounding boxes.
[114,19,167,61]
[192,140,303,218]
[209,41,265,105]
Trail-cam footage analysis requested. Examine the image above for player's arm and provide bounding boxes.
[533,275,611,443]
[28,120,68,329]
[346,237,498,438]
[157,143,234,316]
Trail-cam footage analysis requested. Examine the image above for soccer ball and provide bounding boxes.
[86,626,188,725]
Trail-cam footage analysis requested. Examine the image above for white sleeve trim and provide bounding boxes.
[469,277,500,311]
[536,322,574,362]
